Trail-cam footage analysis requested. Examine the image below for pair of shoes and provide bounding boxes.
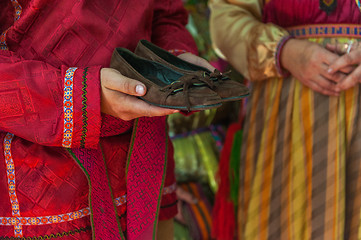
[110,40,249,111]
[110,48,222,111]
[135,40,250,102]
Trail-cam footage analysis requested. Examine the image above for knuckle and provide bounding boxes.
[121,80,131,92]
[321,89,330,95]
[344,54,353,64]
[349,75,357,83]
[355,51,361,59]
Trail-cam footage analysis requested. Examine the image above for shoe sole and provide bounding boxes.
[139,97,222,111]
[220,93,250,102]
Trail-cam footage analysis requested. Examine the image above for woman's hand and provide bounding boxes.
[327,42,361,92]
[281,39,346,96]
[101,68,178,121]
[177,52,216,72]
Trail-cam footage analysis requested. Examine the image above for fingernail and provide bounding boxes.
[328,68,333,73]
[136,85,145,95]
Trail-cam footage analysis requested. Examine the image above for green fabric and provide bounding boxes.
[174,222,192,240]
[230,130,243,205]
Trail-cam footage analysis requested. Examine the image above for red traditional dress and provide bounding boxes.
[211,0,361,239]
[0,0,197,239]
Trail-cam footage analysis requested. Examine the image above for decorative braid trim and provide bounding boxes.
[287,24,361,38]
[168,49,187,55]
[0,31,9,50]
[0,226,91,240]
[62,68,77,148]
[4,133,22,237]
[80,67,89,148]
[10,0,22,21]
[0,183,176,226]
[1,0,22,50]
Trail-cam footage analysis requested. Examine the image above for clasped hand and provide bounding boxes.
[281,39,361,96]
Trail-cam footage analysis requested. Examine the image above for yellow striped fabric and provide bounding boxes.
[237,37,361,240]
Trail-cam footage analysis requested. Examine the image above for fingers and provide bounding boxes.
[177,52,216,72]
[328,50,361,74]
[101,86,178,121]
[115,94,178,120]
[325,41,359,55]
[101,68,146,96]
[306,75,340,96]
[335,66,361,91]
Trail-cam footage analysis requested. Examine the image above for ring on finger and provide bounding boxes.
[346,40,353,54]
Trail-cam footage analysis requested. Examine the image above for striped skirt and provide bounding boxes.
[238,38,361,240]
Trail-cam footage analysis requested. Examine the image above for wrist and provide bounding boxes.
[276,36,294,77]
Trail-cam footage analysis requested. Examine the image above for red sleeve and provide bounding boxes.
[0,51,101,148]
[151,0,198,55]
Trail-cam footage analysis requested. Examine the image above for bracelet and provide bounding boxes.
[275,35,294,77]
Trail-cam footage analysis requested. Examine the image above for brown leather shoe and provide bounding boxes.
[110,48,222,111]
[135,39,250,102]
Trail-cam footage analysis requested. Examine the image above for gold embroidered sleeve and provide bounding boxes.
[209,0,289,81]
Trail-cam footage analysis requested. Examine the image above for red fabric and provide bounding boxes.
[126,117,167,239]
[0,0,196,238]
[212,123,241,240]
[263,0,361,27]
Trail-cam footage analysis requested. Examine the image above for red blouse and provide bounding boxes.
[263,0,361,27]
[0,0,197,238]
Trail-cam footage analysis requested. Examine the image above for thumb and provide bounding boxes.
[101,68,146,96]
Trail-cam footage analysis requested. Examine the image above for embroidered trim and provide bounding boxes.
[62,68,77,148]
[0,208,91,226]
[0,0,22,51]
[0,31,9,50]
[10,0,22,21]
[287,24,361,38]
[168,49,187,55]
[0,226,91,240]
[319,0,337,14]
[114,195,127,207]
[357,0,361,9]
[4,133,23,237]
[162,182,176,195]
[80,68,89,148]
[0,184,176,227]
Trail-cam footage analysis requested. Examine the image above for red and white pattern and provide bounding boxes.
[0,0,22,50]
[4,133,23,237]
[162,182,176,195]
[0,31,8,50]
[62,68,77,148]
[11,0,22,21]
[168,49,187,55]
[0,184,176,226]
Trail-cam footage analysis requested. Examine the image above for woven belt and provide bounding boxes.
[287,24,361,38]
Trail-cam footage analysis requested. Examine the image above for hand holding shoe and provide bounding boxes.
[177,52,216,72]
[134,40,249,102]
[100,68,178,121]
